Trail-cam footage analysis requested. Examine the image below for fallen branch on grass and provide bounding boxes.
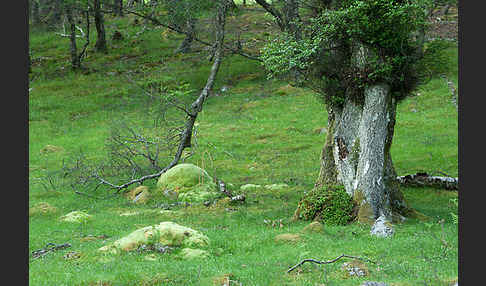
[287,254,375,273]
[217,179,245,202]
[396,172,458,190]
[87,1,230,194]
[31,243,72,259]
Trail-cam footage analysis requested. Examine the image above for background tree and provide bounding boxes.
[64,0,90,70]
[261,0,432,227]
[93,0,107,52]
[254,0,301,39]
[113,0,123,16]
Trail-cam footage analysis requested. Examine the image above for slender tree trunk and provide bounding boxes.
[28,51,32,74]
[65,5,80,70]
[52,0,62,24]
[32,0,41,25]
[282,0,301,40]
[174,18,196,54]
[39,0,49,19]
[114,0,123,17]
[94,0,108,53]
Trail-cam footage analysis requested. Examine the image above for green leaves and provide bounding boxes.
[260,0,431,103]
[260,35,319,79]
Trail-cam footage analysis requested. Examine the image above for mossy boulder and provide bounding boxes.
[274,233,302,243]
[59,211,92,223]
[29,202,57,216]
[154,163,219,203]
[178,248,210,260]
[99,221,209,253]
[240,184,262,191]
[302,221,324,233]
[264,183,289,191]
[40,144,64,154]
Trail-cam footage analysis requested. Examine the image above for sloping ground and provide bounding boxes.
[28,4,458,286]
[427,6,458,41]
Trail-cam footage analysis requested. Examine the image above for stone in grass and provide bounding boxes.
[302,221,324,233]
[29,202,57,216]
[274,233,301,243]
[155,163,220,204]
[144,254,158,261]
[178,248,210,260]
[40,145,64,154]
[124,185,151,204]
[370,214,394,238]
[360,282,389,286]
[59,211,92,223]
[239,184,262,192]
[264,183,289,191]
[341,259,369,278]
[98,221,209,253]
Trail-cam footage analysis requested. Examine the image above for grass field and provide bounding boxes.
[29,5,458,286]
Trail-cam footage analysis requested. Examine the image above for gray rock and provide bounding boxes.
[360,282,389,286]
[370,214,394,238]
[342,262,367,277]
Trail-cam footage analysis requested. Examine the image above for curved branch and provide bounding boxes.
[287,254,375,273]
[94,0,230,194]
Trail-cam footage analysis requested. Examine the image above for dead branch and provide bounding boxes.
[120,7,262,62]
[217,179,245,202]
[91,1,231,194]
[287,254,375,273]
[396,172,458,191]
[31,243,72,259]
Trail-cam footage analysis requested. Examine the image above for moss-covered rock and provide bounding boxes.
[154,163,219,203]
[99,221,209,252]
[274,233,302,243]
[240,184,262,191]
[302,221,324,233]
[178,248,210,260]
[264,183,288,191]
[29,202,57,216]
[59,211,92,223]
[40,144,64,154]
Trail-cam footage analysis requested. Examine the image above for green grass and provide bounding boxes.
[29,7,458,286]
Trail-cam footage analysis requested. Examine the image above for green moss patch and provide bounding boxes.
[296,185,354,226]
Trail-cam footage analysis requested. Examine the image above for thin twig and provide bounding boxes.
[287,254,375,273]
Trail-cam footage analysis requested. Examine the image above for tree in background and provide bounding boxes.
[254,0,301,39]
[159,0,215,54]
[113,0,123,16]
[93,0,107,53]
